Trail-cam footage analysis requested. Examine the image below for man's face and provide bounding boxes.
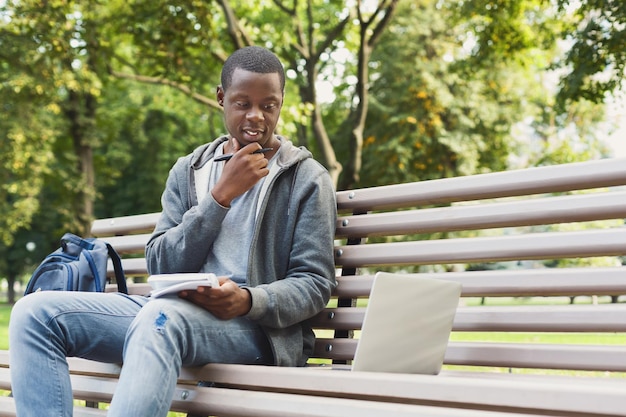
[217,68,284,148]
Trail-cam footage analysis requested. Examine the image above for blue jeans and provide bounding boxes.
[9,291,273,417]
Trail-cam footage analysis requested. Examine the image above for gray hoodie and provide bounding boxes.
[146,135,337,366]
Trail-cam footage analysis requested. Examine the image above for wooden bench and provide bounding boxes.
[2,157,626,416]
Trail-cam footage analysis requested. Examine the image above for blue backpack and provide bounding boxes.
[25,233,128,295]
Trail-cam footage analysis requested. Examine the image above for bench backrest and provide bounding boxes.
[93,157,626,373]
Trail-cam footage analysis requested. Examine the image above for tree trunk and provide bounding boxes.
[343,41,371,190]
[6,274,16,304]
[65,90,97,236]
[340,0,399,190]
[304,61,342,188]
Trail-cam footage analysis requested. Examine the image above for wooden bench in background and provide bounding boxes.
[1,157,626,416]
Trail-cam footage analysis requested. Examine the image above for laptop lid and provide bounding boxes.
[351,272,462,374]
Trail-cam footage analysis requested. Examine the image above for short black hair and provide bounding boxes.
[221,46,286,92]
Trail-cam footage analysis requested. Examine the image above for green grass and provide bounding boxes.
[451,331,626,344]
[448,331,626,378]
[0,304,10,350]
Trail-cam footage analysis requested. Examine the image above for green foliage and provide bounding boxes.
[94,81,221,217]
[0,106,53,246]
[358,1,533,186]
[0,5,50,243]
[454,0,562,64]
[515,95,613,167]
[554,0,626,106]
[108,0,223,84]
[451,0,626,107]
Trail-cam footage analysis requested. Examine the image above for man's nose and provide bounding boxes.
[246,106,264,121]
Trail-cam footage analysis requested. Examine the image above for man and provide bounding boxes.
[9,46,337,417]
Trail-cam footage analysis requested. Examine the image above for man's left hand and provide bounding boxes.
[179,277,252,320]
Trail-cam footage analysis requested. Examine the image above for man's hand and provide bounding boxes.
[179,276,252,320]
[211,138,270,207]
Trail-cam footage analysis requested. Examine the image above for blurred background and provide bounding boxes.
[1,0,625,302]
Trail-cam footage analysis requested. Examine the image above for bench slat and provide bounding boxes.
[99,233,152,254]
[435,267,626,297]
[3,343,626,414]
[0,396,15,417]
[185,362,626,416]
[118,258,147,277]
[312,304,626,332]
[312,339,626,372]
[106,268,626,298]
[336,191,626,238]
[444,342,626,372]
[333,267,626,299]
[91,212,160,236]
[3,364,548,417]
[335,228,626,267]
[0,369,108,417]
[336,157,626,212]
[171,386,534,417]
[454,304,626,331]
[105,282,151,295]
[0,396,106,417]
[0,396,16,417]
[106,258,148,278]
[0,368,9,393]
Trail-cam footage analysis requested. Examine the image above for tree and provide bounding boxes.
[208,0,399,187]
[355,0,554,186]
[103,0,401,187]
[2,0,112,235]
[262,0,354,186]
[0,4,60,245]
[555,0,626,106]
[94,80,222,218]
[339,0,400,189]
[2,0,624,298]
[0,0,224,296]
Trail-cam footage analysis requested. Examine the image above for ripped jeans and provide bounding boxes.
[9,291,273,417]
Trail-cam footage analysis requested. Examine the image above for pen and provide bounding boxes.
[213,148,273,162]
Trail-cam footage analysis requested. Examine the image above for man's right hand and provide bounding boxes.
[211,138,270,207]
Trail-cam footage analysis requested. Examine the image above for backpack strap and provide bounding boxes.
[106,243,128,294]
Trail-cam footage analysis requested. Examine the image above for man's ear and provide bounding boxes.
[216,86,225,107]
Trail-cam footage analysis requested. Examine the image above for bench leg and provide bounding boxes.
[185,381,213,417]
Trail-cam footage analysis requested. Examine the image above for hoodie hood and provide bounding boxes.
[188,135,311,207]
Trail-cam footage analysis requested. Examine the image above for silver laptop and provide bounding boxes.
[351,272,462,374]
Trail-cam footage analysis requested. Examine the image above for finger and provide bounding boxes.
[239,143,264,157]
[196,285,215,295]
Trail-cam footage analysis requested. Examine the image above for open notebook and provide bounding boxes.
[350,272,462,374]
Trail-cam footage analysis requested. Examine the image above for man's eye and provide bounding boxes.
[236,102,249,108]
[263,104,276,110]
